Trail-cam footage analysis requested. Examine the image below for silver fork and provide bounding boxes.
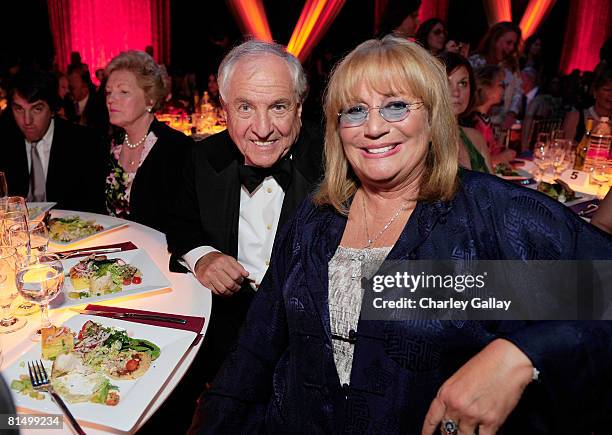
[28,360,86,435]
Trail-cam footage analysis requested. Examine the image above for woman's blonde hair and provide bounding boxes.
[105,50,167,112]
[314,36,459,215]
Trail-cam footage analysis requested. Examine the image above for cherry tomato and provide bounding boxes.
[125,359,140,372]
[106,391,120,406]
[123,278,131,286]
[132,276,142,284]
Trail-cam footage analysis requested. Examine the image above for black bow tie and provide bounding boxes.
[238,157,293,193]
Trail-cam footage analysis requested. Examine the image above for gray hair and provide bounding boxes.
[105,50,168,112]
[217,39,308,103]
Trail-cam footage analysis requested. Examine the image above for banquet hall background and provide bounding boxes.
[1,0,610,125]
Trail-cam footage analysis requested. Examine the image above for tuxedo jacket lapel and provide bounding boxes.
[200,161,242,257]
[277,164,307,231]
[201,132,244,257]
[277,122,323,233]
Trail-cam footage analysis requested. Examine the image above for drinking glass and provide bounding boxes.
[536,132,550,149]
[9,221,48,256]
[16,253,63,338]
[9,220,48,317]
[0,246,26,333]
[533,145,551,181]
[0,172,7,198]
[549,140,568,177]
[590,165,611,199]
[1,211,28,245]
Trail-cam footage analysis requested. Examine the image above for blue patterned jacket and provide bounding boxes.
[197,170,612,434]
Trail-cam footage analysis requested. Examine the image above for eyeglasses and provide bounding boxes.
[337,101,424,127]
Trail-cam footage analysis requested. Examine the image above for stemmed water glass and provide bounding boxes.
[549,139,568,177]
[9,220,49,256]
[16,253,64,339]
[0,246,26,333]
[533,145,551,181]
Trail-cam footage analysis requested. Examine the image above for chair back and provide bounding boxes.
[526,118,563,148]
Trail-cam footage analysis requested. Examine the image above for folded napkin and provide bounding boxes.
[569,198,600,216]
[85,304,205,338]
[57,241,138,258]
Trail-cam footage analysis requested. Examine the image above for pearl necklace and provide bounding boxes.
[361,194,412,249]
[124,132,148,149]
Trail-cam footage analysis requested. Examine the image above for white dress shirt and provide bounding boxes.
[183,176,285,288]
[24,118,55,179]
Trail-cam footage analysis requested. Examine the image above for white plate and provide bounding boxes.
[5,315,196,432]
[48,211,128,246]
[26,202,56,220]
[50,249,171,309]
[497,168,534,181]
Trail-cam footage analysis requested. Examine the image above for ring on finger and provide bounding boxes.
[441,418,458,435]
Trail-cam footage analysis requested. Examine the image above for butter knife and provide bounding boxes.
[72,309,187,324]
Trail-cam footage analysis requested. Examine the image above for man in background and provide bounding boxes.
[0,69,107,212]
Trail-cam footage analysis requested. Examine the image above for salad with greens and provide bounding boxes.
[48,216,104,242]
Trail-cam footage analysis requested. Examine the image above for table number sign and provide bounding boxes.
[559,169,589,188]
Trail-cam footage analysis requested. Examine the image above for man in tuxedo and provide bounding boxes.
[166,40,323,382]
[0,69,107,212]
[520,67,556,149]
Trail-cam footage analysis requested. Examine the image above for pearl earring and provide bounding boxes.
[146,107,152,113]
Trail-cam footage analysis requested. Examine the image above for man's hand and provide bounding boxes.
[421,339,534,435]
[194,252,249,296]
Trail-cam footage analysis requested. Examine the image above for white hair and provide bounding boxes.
[217,39,308,103]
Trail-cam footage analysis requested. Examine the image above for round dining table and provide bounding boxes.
[1,210,211,434]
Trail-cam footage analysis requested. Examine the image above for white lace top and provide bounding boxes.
[328,246,391,386]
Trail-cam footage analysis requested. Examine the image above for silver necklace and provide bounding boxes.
[361,194,411,249]
[124,132,148,149]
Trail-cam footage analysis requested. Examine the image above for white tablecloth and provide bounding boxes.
[1,210,211,434]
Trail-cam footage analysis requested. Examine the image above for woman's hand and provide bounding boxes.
[421,338,534,435]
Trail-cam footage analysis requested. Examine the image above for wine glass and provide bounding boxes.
[0,246,26,333]
[1,211,28,245]
[549,140,568,177]
[9,220,48,256]
[0,172,7,198]
[533,145,551,181]
[16,253,63,339]
[5,218,41,316]
[26,221,49,255]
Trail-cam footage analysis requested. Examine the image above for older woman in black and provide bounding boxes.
[104,50,193,233]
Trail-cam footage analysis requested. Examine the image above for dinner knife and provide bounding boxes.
[72,309,187,324]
